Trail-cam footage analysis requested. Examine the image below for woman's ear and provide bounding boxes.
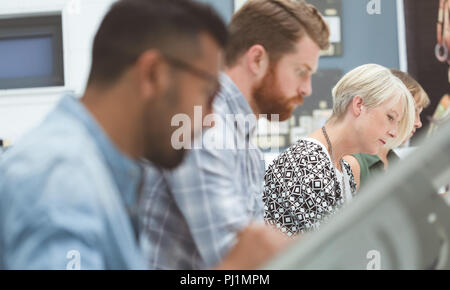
[246,44,269,80]
[352,96,364,117]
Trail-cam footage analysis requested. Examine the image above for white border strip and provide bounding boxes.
[396,0,408,72]
[234,0,247,12]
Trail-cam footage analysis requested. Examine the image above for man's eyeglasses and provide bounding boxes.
[163,54,218,85]
[163,54,221,103]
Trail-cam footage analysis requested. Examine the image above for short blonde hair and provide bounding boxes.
[331,64,415,148]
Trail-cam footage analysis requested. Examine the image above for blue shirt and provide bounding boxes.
[0,95,147,269]
[140,73,265,269]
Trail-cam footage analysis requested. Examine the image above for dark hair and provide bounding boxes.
[87,0,228,86]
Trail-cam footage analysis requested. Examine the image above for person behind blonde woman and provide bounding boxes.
[263,64,416,237]
[343,69,431,190]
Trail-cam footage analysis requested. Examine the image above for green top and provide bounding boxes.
[352,150,400,189]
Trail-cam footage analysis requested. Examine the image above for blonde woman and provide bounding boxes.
[343,70,430,190]
[263,64,416,237]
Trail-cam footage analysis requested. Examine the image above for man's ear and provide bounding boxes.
[351,95,364,117]
[246,44,269,80]
[135,50,170,101]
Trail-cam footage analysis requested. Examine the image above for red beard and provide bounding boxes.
[253,65,303,121]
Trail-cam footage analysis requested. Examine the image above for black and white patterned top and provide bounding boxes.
[263,138,357,237]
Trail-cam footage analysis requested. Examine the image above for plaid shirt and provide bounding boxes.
[139,73,265,269]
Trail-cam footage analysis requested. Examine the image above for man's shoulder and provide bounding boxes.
[212,90,236,117]
[213,75,246,116]
[2,113,97,168]
[0,113,105,201]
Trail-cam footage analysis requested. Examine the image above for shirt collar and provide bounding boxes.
[219,73,257,138]
[58,95,142,208]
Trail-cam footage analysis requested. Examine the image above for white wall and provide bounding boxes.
[0,0,116,143]
[233,0,246,12]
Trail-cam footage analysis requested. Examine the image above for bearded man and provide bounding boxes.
[140,0,330,270]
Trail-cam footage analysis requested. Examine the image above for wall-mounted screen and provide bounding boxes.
[0,15,64,89]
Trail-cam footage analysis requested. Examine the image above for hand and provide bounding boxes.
[214,222,294,270]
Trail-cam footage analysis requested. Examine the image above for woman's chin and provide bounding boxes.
[364,145,380,155]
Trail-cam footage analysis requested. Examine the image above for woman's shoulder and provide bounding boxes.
[342,159,354,177]
[265,138,332,182]
[268,139,328,166]
[282,138,328,158]
[342,159,358,194]
[292,138,325,151]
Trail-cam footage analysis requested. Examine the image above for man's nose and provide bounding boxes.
[298,77,312,98]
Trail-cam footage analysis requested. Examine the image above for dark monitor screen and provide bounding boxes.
[0,35,53,79]
[0,15,64,89]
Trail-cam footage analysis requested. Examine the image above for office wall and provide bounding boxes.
[318,0,400,72]
[0,0,233,143]
[196,0,234,23]
[234,0,401,71]
[0,0,402,143]
[298,0,402,118]
[0,0,115,143]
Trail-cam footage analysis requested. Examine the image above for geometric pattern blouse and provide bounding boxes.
[263,138,357,237]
